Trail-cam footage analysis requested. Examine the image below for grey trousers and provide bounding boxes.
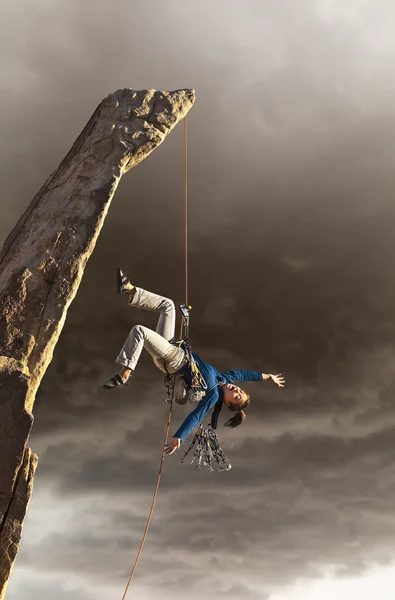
[116,287,186,374]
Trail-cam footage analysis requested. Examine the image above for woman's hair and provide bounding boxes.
[224,393,250,429]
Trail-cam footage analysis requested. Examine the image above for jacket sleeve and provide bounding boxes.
[220,369,263,383]
[173,392,218,442]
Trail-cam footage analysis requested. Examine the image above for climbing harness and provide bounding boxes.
[163,307,207,405]
[176,304,207,402]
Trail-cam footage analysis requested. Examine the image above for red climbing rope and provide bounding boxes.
[184,115,189,307]
[120,380,175,600]
[120,116,189,599]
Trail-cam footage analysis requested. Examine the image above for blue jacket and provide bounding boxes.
[173,353,263,442]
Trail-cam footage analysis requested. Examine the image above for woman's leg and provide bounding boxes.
[128,287,176,341]
[107,325,185,388]
[116,324,179,371]
[103,285,183,389]
[117,268,176,340]
[104,324,181,389]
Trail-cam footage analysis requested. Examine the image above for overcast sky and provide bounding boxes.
[2,0,395,599]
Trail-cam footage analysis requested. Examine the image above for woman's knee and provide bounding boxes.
[131,324,146,338]
[162,298,175,314]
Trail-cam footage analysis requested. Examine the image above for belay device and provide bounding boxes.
[172,304,232,472]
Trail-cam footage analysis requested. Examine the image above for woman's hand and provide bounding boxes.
[164,437,181,455]
[262,373,285,388]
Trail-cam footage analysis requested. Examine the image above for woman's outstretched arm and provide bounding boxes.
[220,369,264,383]
[221,369,285,387]
[261,373,285,387]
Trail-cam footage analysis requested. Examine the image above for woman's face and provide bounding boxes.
[222,383,248,409]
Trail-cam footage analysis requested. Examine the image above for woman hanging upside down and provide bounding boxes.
[103,268,285,456]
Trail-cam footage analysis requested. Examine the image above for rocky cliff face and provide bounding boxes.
[0,87,195,599]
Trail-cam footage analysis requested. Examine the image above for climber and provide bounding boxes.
[103,268,285,455]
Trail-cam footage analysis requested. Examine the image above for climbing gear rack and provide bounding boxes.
[181,425,232,472]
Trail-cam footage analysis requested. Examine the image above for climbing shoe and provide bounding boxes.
[115,266,132,294]
[103,373,131,390]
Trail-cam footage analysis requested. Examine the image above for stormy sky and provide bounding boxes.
[2,0,395,598]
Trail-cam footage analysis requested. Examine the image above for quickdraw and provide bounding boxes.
[180,425,232,472]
